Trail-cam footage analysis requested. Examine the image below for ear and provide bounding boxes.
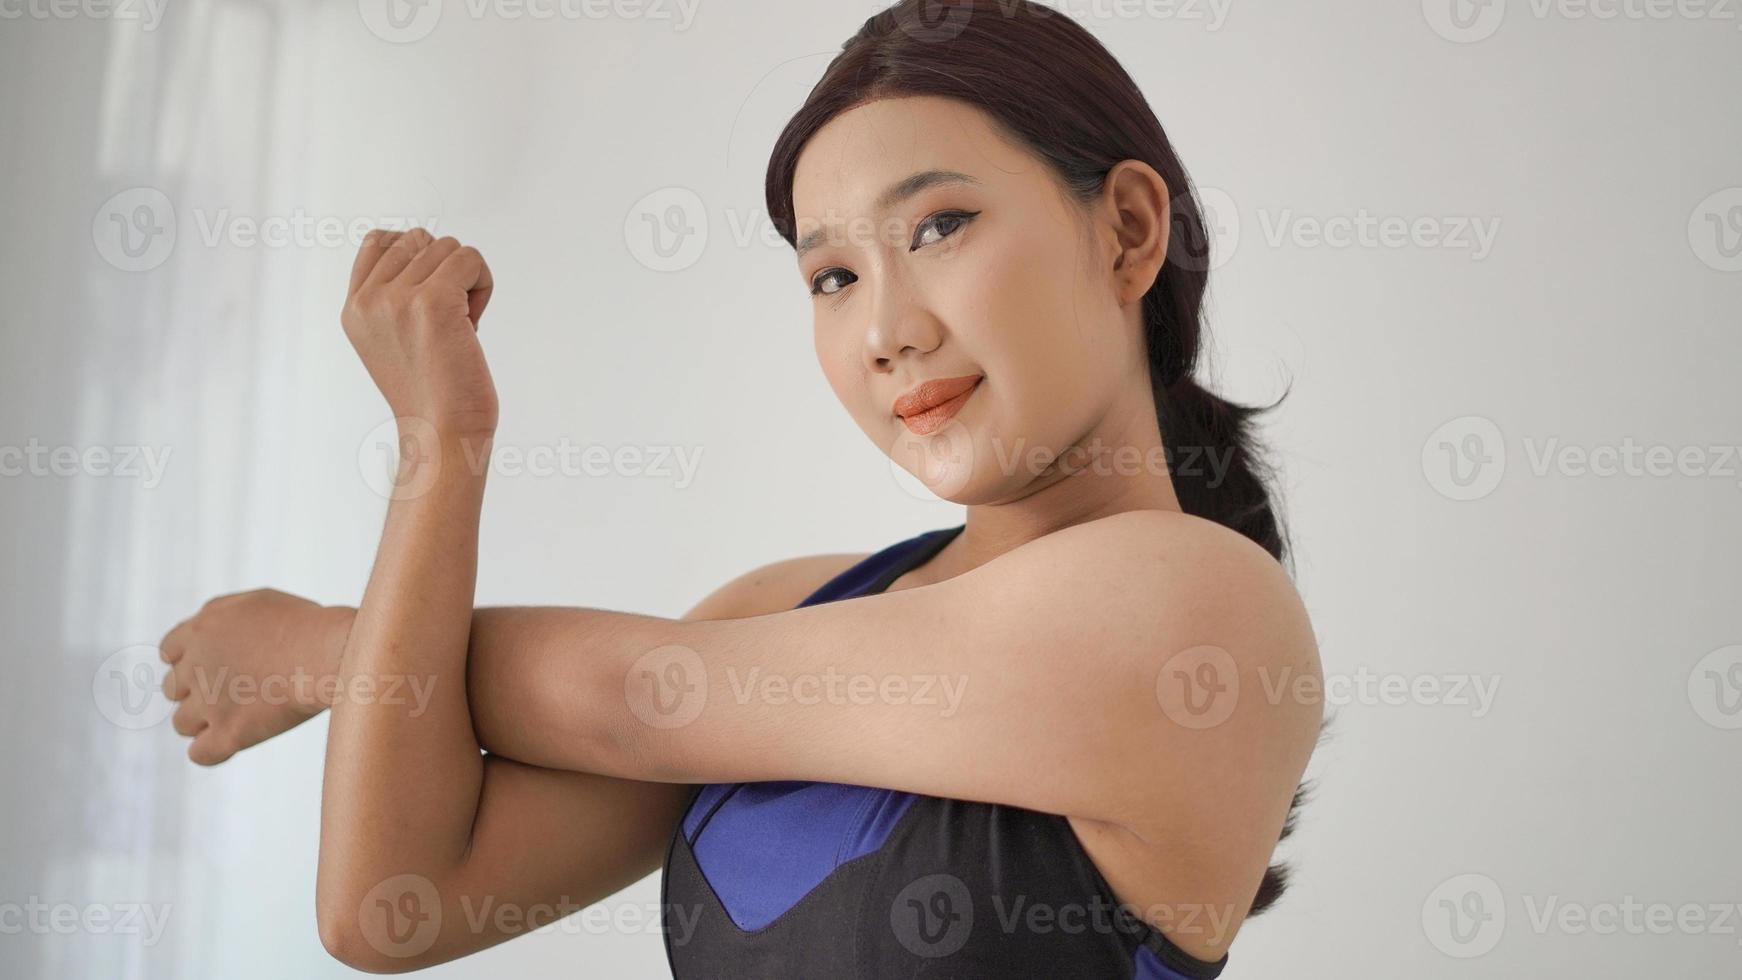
[1101,159,1172,307]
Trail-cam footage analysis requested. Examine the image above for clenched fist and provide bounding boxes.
[159,589,355,765]
[342,227,498,437]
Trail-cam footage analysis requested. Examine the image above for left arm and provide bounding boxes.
[314,226,506,943]
[479,509,1323,833]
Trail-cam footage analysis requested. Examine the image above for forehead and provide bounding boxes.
[791,95,1038,223]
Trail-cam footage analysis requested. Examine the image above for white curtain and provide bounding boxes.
[4,3,341,977]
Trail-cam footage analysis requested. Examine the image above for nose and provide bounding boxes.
[860,263,943,373]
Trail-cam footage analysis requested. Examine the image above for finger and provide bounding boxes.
[188,729,234,767]
[429,246,494,328]
[159,620,189,663]
[171,699,207,737]
[348,229,397,296]
[468,250,494,327]
[397,235,463,286]
[364,227,434,289]
[161,662,187,701]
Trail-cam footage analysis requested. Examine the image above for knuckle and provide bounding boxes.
[360,288,395,318]
[408,288,444,318]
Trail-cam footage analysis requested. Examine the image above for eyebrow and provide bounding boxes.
[794,169,982,259]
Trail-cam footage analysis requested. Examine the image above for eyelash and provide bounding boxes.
[809,209,981,298]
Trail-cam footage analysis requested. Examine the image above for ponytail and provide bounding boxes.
[1151,374,1290,565]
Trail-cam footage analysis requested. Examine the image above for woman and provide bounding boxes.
[159,1,1324,976]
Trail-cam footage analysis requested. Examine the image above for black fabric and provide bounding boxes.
[657,525,1231,979]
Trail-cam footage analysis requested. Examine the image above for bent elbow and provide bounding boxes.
[317,889,432,974]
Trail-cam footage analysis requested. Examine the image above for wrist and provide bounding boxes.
[311,604,357,711]
[389,421,496,490]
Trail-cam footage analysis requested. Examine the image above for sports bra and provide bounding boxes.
[659,523,1231,979]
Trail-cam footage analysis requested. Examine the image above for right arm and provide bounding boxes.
[159,552,863,970]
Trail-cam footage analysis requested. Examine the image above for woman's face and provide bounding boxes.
[790,95,1152,503]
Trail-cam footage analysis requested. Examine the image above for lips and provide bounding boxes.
[894,374,982,435]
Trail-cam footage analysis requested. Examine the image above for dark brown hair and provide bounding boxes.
[764,0,1310,917]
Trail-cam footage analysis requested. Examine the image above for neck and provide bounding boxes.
[926,377,1183,581]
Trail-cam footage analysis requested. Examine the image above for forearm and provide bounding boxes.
[316,604,685,770]
[462,605,697,773]
[317,436,490,911]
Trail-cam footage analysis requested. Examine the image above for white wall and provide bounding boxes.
[1,0,1738,977]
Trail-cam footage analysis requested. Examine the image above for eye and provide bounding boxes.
[911,209,980,250]
[807,209,981,300]
[810,268,857,297]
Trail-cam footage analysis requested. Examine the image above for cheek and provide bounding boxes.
[947,231,1103,403]
[813,328,855,402]
[814,326,888,439]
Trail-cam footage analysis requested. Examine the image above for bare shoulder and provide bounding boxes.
[958,507,1322,740]
[972,508,1303,618]
[1077,509,1315,676]
[680,549,871,622]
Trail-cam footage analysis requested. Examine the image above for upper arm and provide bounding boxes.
[679,549,869,621]
[616,511,1323,838]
